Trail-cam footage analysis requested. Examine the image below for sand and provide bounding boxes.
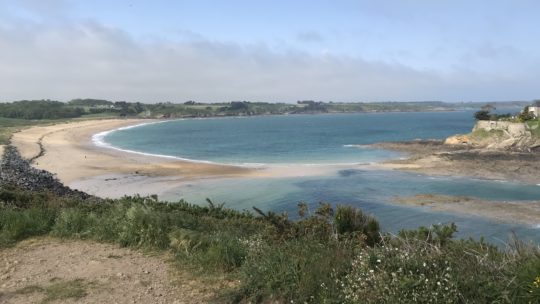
[393,194,540,227]
[10,119,253,189]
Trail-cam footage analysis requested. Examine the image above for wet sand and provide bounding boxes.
[371,140,540,184]
[393,194,540,227]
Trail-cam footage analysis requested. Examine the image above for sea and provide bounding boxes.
[98,110,540,244]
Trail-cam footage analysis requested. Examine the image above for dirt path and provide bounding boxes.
[0,238,217,304]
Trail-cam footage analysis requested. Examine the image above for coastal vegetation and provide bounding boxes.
[474,102,540,124]
[0,185,539,303]
[1,101,540,302]
[0,99,459,121]
[0,99,528,146]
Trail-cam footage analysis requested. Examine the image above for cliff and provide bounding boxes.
[444,120,540,151]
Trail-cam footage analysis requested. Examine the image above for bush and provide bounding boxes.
[51,208,98,238]
[117,204,171,249]
[334,205,380,246]
[339,242,460,303]
[474,110,491,120]
[237,239,354,303]
[0,207,57,246]
[170,229,248,273]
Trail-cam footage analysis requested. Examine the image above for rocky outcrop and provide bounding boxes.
[445,121,540,151]
[443,135,471,145]
[0,145,97,200]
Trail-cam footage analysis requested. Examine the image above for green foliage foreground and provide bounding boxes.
[0,188,539,303]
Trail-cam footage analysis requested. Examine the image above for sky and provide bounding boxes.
[0,0,539,103]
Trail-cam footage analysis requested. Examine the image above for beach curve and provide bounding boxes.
[10,119,255,196]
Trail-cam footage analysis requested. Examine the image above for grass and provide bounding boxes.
[41,279,87,303]
[526,120,540,138]
[0,117,43,145]
[470,128,505,141]
[14,279,87,303]
[1,187,540,303]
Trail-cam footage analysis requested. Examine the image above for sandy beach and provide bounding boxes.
[10,119,255,197]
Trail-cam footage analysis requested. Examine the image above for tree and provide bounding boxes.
[474,110,490,120]
[518,106,534,122]
[481,104,496,112]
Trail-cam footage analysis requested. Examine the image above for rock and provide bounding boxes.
[0,145,99,202]
[444,135,470,145]
[449,121,540,151]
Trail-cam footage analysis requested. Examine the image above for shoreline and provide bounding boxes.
[10,119,256,197]
[9,118,540,227]
[91,120,266,167]
[9,118,360,199]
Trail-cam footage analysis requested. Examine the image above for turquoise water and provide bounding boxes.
[104,111,473,165]
[103,111,540,243]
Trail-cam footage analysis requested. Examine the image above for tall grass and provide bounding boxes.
[1,187,539,303]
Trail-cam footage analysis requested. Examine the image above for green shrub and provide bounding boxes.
[237,239,354,303]
[117,204,171,249]
[0,207,57,246]
[398,223,458,246]
[51,208,97,238]
[334,205,380,246]
[339,242,460,303]
[506,247,540,303]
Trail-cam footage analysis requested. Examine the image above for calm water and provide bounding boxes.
[105,111,473,165]
[103,111,540,243]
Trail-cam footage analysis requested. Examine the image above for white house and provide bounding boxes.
[528,106,540,117]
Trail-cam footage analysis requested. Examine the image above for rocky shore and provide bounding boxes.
[373,140,540,184]
[0,145,96,201]
[445,120,540,151]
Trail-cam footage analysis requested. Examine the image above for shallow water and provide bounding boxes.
[103,111,540,243]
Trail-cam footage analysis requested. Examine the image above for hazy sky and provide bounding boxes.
[1,0,539,102]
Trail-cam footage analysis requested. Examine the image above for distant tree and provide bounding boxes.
[69,98,113,106]
[474,110,491,120]
[229,101,249,111]
[0,100,84,120]
[481,104,496,112]
[518,106,535,122]
[184,101,196,105]
[533,100,540,107]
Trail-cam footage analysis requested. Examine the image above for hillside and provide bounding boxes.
[445,120,540,151]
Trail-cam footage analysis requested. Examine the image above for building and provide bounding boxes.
[528,106,540,117]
